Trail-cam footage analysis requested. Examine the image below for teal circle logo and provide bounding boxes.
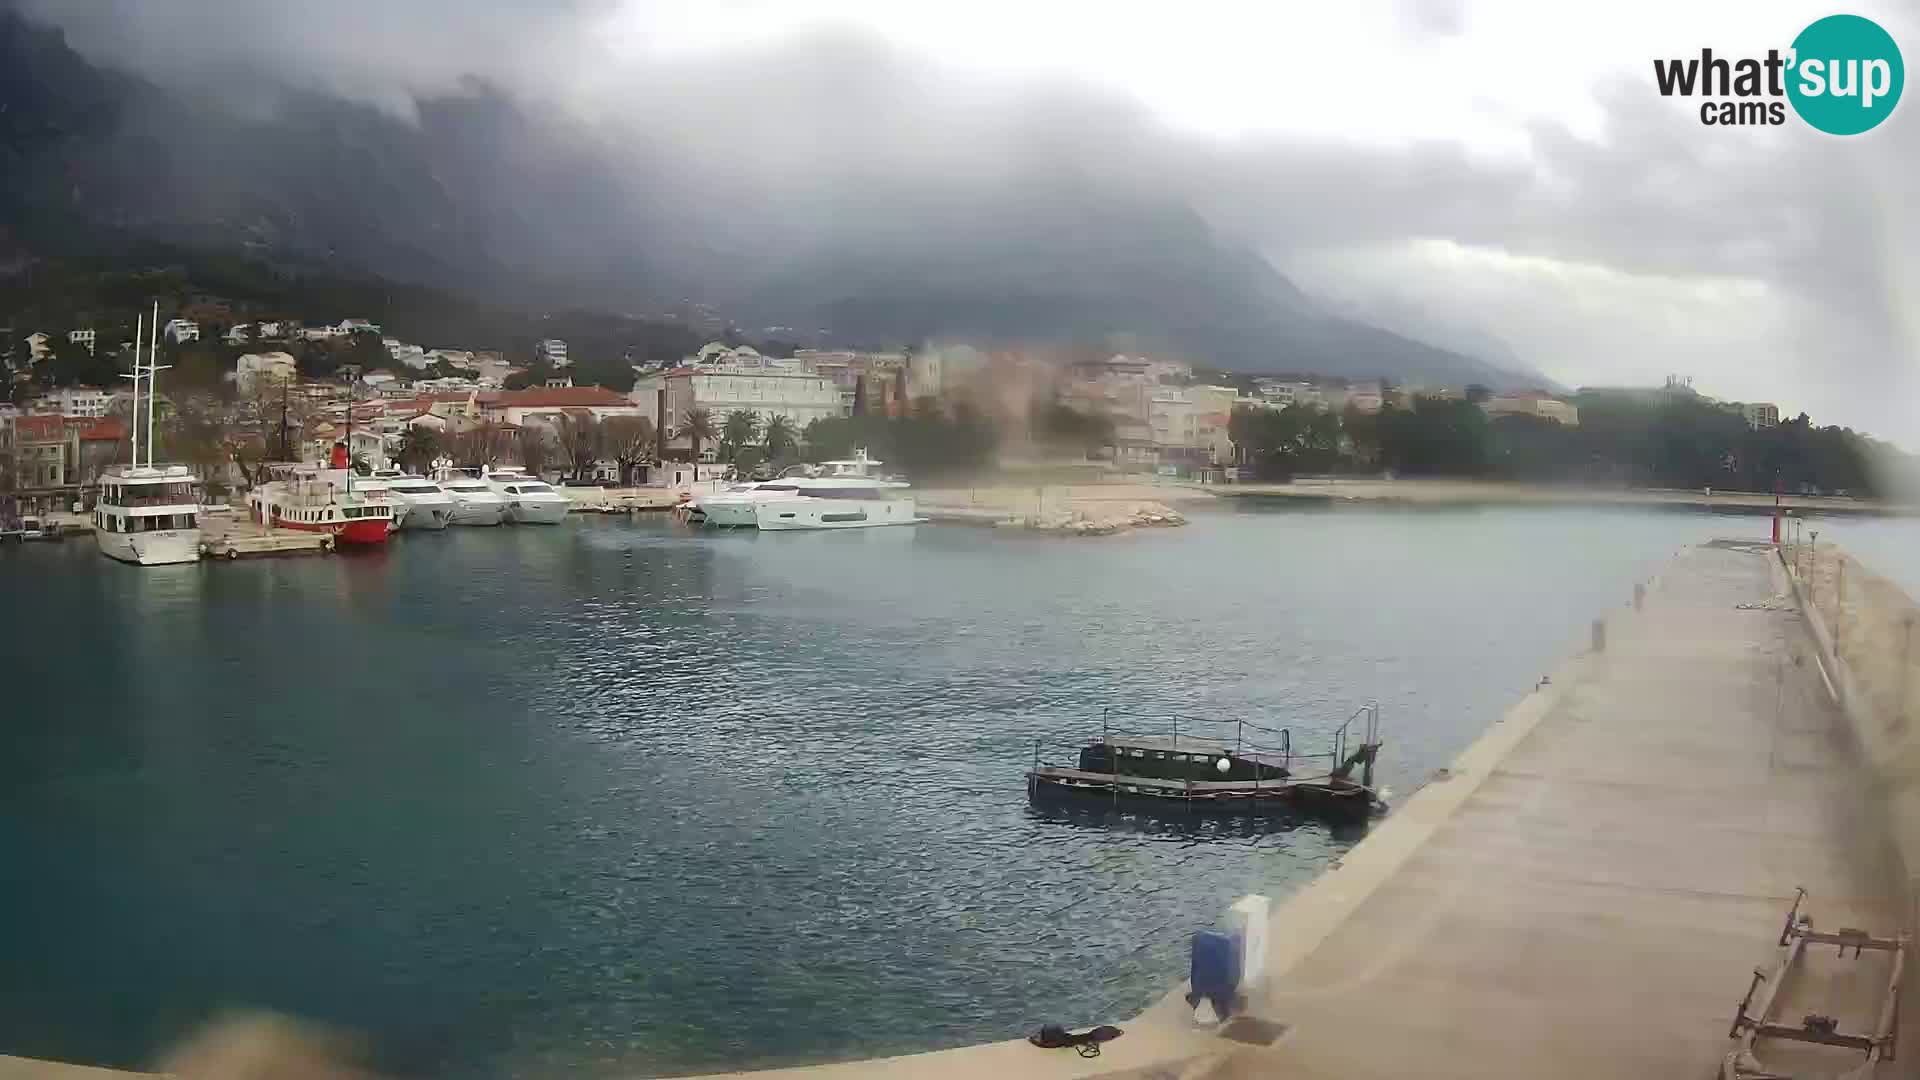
[1787,14,1903,135]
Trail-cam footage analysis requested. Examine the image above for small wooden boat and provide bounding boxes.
[1026,705,1384,822]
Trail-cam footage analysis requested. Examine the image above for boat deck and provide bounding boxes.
[1030,766,1343,792]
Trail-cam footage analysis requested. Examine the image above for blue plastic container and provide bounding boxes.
[1189,929,1241,1019]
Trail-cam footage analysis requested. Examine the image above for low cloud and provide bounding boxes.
[23,0,1920,443]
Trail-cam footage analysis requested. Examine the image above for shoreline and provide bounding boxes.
[1203,476,1908,515]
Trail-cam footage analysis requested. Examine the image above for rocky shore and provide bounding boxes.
[916,484,1194,536]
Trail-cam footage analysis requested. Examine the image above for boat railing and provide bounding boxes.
[1035,703,1382,783]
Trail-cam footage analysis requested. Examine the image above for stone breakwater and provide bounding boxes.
[995,501,1188,536]
[915,484,1194,537]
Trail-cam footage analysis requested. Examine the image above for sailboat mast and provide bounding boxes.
[146,302,159,467]
[128,311,142,466]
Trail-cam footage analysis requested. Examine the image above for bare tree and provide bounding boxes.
[455,421,513,468]
[158,393,232,488]
[515,424,553,476]
[555,411,602,480]
[602,416,656,486]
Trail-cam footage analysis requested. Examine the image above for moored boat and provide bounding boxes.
[95,466,202,565]
[94,304,203,566]
[247,450,394,547]
[384,476,456,530]
[484,467,570,524]
[1026,705,1384,821]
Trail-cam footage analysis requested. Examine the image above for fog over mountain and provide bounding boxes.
[9,0,1920,429]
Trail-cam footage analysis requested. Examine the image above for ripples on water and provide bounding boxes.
[0,505,1820,1075]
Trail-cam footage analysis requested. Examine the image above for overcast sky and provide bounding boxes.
[29,0,1920,444]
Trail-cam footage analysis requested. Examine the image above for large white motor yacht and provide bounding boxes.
[384,476,456,530]
[691,450,906,529]
[752,476,920,531]
[691,480,804,527]
[483,467,570,524]
[436,473,508,526]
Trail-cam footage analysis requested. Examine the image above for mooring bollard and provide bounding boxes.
[1592,618,1606,653]
[1633,584,1645,612]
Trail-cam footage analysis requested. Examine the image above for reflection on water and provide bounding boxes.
[1024,799,1371,845]
[3,506,1890,1077]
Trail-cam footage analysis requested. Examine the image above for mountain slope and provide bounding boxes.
[0,9,1544,388]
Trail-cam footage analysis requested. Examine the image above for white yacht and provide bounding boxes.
[691,451,905,529]
[384,476,456,530]
[690,480,805,527]
[483,467,570,524]
[752,476,921,531]
[95,306,203,565]
[435,472,508,526]
[96,465,203,564]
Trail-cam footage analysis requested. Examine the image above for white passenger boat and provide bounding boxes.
[96,465,203,565]
[483,467,570,525]
[94,306,203,565]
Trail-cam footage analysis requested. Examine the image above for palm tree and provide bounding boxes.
[763,414,797,461]
[397,425,443,474]
[680,407,717,464]
[721,409,760,463]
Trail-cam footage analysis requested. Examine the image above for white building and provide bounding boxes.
[1484,391,1580,427]
[224,325,252,345]
[25,332,51,363]
[68,329,96,355]
[336,318,381,335]
[163,319,199,343]
[424,348,475,369]
[1148,387,1233,460]
[536,338,571,369]
[235,351,299,396]
[33,385,111,418]
[383,338,429,370]
[1742,402,1780,429]
[637,365,841,457]
[301,324,341,342]
[256,321,289,340]
[482,386,643,429]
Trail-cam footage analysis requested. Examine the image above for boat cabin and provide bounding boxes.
[1078,736,1289,783]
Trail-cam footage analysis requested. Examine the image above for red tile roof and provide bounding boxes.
[79,417,127,441]
[494,386,628,407]
[15,414,65,440]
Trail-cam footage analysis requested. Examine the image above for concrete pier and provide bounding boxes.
[1194,540,1908,1079]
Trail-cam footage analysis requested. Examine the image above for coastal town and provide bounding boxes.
[1,306,1828,534]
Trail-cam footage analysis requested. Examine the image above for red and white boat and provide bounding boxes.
[247,443,395,546]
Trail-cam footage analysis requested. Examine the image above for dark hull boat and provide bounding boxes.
[1025,705,1384,823]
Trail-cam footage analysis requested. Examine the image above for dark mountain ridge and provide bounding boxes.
[0,9,1544,388]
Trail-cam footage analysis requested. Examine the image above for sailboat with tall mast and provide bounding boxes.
[93,303,204,565]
